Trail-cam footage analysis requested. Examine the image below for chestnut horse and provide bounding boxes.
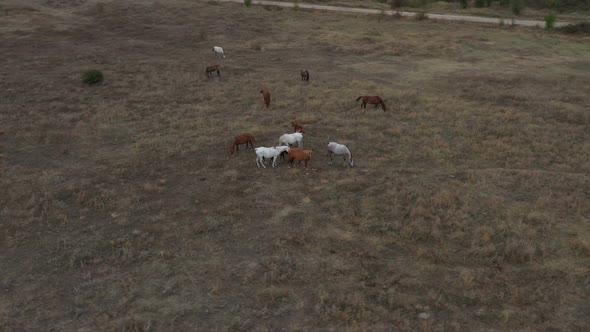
[230,133,255,155]
[291,121,305,133]
[205,64,220,77]
[300,69,309,82]
[288,148,313,169]
[356,96,386,112]
[260,89,271,109]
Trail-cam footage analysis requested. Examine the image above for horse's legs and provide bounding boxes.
[327,151,333,162]
[217,69,220,77]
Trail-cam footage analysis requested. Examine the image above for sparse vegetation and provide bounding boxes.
[414,10,428,20]
[2,0,590,331]
[557,21,590,34]
[244,0,252,7]
[81,69,104,85]
[511,0,524,15]
[460,0,469,9]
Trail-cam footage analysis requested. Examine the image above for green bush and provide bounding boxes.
[499,18,505,26]
[475,0,486,7]
[460,0,469,9]
[545,12,557,30]
[244,0,252,7]
[511,0,523,15]
[82,69,103,85]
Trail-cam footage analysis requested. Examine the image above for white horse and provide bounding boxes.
[255,146,290,168]
[327,142,354,167]
[212,46,225,59]
[278,133,303,148]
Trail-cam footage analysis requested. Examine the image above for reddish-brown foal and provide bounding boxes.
[260,89,271,109]
[288,148,313,169]
[291,121,305,133]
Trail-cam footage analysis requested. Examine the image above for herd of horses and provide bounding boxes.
[211,45,382,169]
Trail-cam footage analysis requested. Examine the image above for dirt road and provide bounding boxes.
[213,0,571,27]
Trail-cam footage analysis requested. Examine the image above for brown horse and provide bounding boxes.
[230,133,255,155]
[300,69,309,82]
[260,89,271,109]
[206,64,220,77]
[288,148,313,169]
[291,121,305,133]
[356,96,386,112]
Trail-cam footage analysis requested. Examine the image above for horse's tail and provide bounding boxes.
[356,96,363,101]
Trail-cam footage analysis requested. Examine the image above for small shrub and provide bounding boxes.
[82,69,103,85]
[544,12,557,30]
[293,3,299,11]
[485,0,492,6]
[244,0,252,7]
[377,0,388,3]
[390,0,406,8]
[415,11,428,20]
[460,0,469,9]
[556,22,590,34]
[510,0,523,15]
[499,18,505,26]
[475,0,486,7]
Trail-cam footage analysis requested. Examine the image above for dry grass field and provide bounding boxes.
[1,0,590,330]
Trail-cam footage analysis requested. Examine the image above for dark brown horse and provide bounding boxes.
[356,96,386,112]
[206,64,220,77]
[300,69,309,82]
[230,133,255,155]
[260,89,271,109]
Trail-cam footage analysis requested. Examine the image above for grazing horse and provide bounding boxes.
[356,96,386,112]
[212,46,225,58]
[291,121,305,133]
[327,142,354,167]
[205,64,220,77]
[300,69,309,82]
[255,146,290,168]
[263,150,288,163]
[279,133,303,148]
[288,148,313,169]
[230,133,255,155]
[260,89,271,109]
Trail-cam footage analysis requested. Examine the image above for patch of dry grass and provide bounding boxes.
[1,0,589,330]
